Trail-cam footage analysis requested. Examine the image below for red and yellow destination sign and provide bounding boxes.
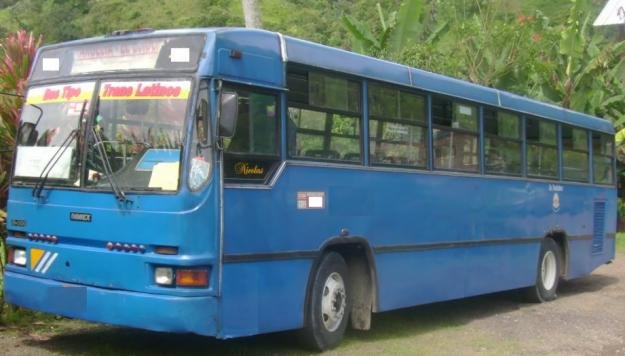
[26,82,95,105]
[99,80,191,100]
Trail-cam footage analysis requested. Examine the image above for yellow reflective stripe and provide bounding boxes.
[30,248,44,270]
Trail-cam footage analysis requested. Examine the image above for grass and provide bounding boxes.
[0,298,521,356]
[616,232,625,253]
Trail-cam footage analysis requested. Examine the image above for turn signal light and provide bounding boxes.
[155,246,178,255]
[175,269,209,288]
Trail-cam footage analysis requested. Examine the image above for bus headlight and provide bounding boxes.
[9,247,27,266]
[154,267,174,286]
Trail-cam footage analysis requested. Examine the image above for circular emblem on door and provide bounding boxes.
[552,192,560,212]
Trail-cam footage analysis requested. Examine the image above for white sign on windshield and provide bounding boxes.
[14,146,73,179]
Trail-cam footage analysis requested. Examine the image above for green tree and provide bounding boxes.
[342,0,448,59]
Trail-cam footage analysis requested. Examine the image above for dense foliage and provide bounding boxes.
[0,1,618,117]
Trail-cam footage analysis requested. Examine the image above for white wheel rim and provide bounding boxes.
[321,272,346,332]
[541,251,557,291]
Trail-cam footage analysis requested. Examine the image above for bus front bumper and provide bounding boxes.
[3,271,219,336]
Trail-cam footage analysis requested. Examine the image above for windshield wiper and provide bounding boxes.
[91,95,132,205]
[32,101,87,199]
[91,127,132,204]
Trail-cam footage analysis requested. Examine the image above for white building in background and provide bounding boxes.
[594,0,625,26]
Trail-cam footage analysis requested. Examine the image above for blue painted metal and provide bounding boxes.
[592,201,607,254]
[4,271,218,335]
[5,28,617,340]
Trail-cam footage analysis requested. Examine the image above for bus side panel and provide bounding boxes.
[222,166,615,335]
[559,185,616,280]
[375,249,466,311]
[566,237,615,280]
[219,260,312,338]
[462,243,539,298]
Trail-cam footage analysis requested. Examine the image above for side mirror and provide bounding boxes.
[17,122,38,145]
[218,91,238,138]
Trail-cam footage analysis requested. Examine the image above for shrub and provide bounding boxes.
[0,30,41,307]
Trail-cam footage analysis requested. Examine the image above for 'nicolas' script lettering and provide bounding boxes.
[234,162,264,176]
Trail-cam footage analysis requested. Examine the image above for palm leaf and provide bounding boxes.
[389,0,425,54]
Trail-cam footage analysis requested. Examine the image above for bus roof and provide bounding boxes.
[35,27,614,134]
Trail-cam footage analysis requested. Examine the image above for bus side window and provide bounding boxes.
[562,125,589,182]
[286,69,362,163]
[431,97,479,172]
[368,82,427,168]
[593,132,614,185]
[526,117,558,179]
[483,109,522,176]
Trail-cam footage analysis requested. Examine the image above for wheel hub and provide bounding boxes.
[321,272,346,332]
[541,250,557,291]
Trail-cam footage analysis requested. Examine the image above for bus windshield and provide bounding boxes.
[85,80,190,191]
[13,79,191,192]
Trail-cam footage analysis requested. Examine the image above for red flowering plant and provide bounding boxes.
[0,30,41,298]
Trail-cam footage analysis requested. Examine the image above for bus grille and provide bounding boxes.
[592,201,606,254]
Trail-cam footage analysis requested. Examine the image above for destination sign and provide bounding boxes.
[99,80,191,100]
[30,35,205,81]
[26,82,95,105]
[71,38,165,74]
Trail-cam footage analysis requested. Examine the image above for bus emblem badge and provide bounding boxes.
[552,193,560,212]
[70,212,92,222]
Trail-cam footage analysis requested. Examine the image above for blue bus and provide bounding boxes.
[3,28,616,350]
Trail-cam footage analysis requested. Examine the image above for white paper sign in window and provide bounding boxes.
[42,57,60,72]
[458,105,473,116]
[14,146,73,179]
[297,191,325,209]
[170,48,190,63]
[148,162,180,191]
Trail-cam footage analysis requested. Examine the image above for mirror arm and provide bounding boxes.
[198,141,213,149]
[215,137,224,151]
[215,79,223,124]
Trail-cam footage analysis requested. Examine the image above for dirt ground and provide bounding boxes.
[1,255,624,355]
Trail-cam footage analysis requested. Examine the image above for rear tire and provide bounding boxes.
[524,238,562,302]
[301,251,350,351]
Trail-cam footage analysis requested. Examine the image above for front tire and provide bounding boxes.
[301,251,350,351]
[525,238,562,302]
